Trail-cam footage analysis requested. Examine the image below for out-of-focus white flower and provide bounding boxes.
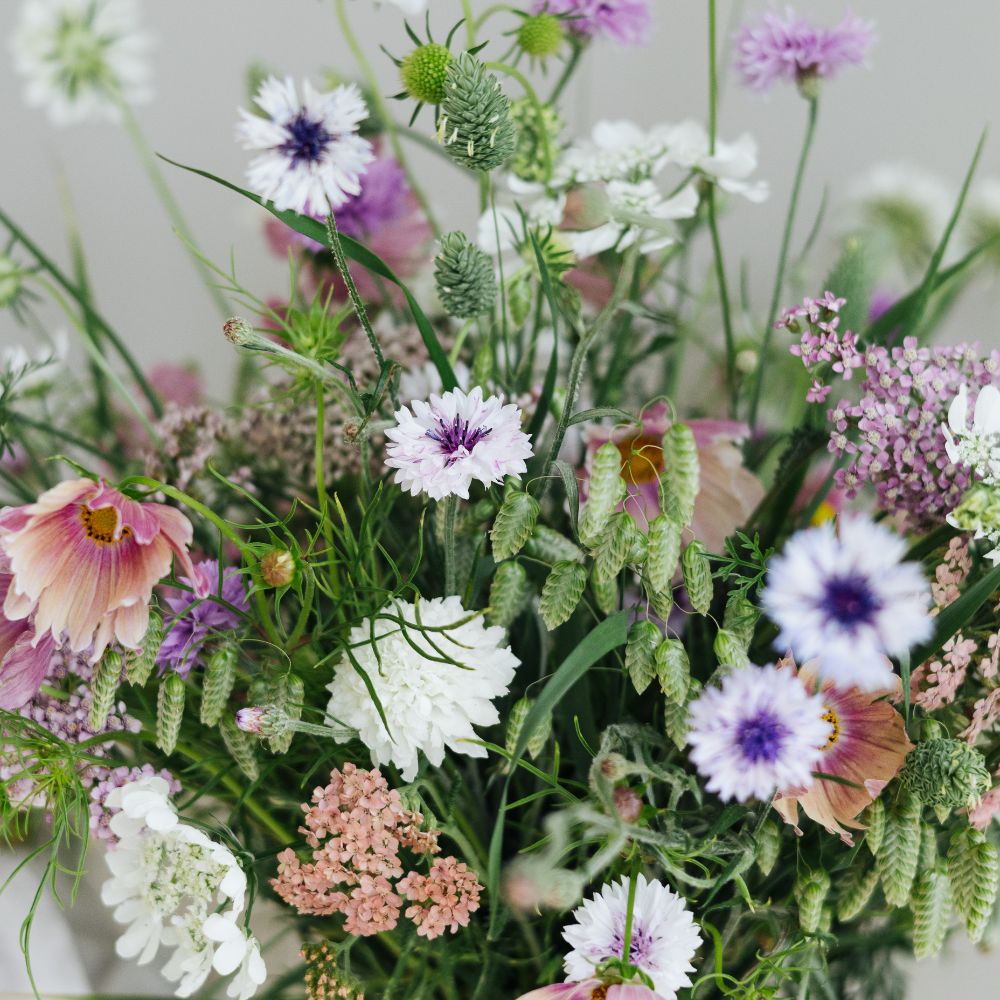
[236,75,373,214]
[1,332,68,391]
[662,121,769,202]
[398,359,472,402]
[555,119,674,185]
[11,0,152,126]
[477,176,567,255]
[376,0,428,13]
[325,595,519,781]
[945,383,1000,486]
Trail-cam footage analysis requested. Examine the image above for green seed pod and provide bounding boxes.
[645,579,674,622]
[864,796,886,856]
[625,523,648,566]
[524,525,586,564]
[795,868,831,934]
[509,97,563,183]
[836,862,880,922]
[400,42,452,104]
[200,642,238,727]
[88,651,123,732]
[488,560,531,629]
[625,619,660,695]
[912,869,953,959]
[439,53,517,173]
[490,490,540,562]
[877,791,922,907]
[220,715,260,781]
[579,442,626,547]
[516,13,565,59]
[660,423,699,526]
[681,540,713,615]
[269,673,304,754]
[655,639,690,704]
[125,610,162,686]
[590,568,618,616]
[900,737,991,813]
[592,512,633,584]
[647,515,683,595]
[713,628,750,670]
[722,591,759,648]
[948,826,1000,943]
[663,680,698,750]
[434,231,498,319]
[539,560,588,630]
[156,672,186,756]
[919,823,940,872]
[755,818,782,877]
[505,696,550,761]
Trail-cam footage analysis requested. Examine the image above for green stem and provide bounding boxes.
[708,0,719,154]
[549,42,583,105]
[461,0,477,48]
[441,495,459,596]
[749,96,819,427]
[621,852,641,963]
[333,0,442,237]
[484,62,553,179]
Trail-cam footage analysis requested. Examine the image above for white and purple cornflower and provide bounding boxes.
[561,874,702,1000]
[385,387,534,500]
[236,75,373,214]
[157,560,248,678]
[762,517,933,691]
[687,664,831,803]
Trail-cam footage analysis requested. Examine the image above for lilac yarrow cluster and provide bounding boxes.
[827,339,1000,527]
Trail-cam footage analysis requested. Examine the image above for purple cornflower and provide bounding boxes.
[781,291,863,403]
[532,0,652,46]
[89,764,181,845]
[157,560,248,677]
[735,8,874,93]
[827,339,1000,527]
[335,156,410,240]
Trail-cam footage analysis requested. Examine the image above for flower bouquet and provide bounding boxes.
[3,1,1000,999]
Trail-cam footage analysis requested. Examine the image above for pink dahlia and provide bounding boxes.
[518,984,666,1000]
[0,479,204,660]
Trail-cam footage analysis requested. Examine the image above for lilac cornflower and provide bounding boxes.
[532,0,652,46]
[735,8,874,94]
[157,560,248,678]
[827,339,1000,527]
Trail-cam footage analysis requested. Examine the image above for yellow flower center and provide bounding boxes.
[616,433,664,485]
[590,988,609,1000]
[80,504,130,545]
[821,704,841,750]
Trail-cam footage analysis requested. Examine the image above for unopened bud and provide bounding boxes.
[597,752,629,782]
[260,548,296,588]
[223,316,256,346]
[613,786,643,824]
[235,705,267,735]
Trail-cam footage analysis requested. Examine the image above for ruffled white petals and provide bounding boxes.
[325,595,519,780]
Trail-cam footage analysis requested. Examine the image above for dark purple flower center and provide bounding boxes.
[735,710,789,764]
[821,573,880,630]
[281,111,333,165]
[426,416,491,466]
[609,917,655,967]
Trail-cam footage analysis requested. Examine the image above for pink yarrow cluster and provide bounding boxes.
[272,764,482,939]
[827,339,1000,528]
[781,291,863,403]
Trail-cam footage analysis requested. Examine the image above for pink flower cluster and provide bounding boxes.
[827,340,1000,527]
[272,764,482,939]
[781,291,863,403]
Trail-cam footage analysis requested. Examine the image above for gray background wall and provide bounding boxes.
[0,0,999,995]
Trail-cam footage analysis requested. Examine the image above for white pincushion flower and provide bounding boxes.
[325,595,519,780]
[11,0,152,126]
[236,75,374,214]
[661,121,769,203]
[101,779,265,999]
[385,386,534,500]
[561,874,702,999]
[555,119,674,185]
[762,517,933,691]
[944,383,1000,486]
[687,664,831,803]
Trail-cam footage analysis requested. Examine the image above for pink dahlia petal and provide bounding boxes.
[0,629,55,709]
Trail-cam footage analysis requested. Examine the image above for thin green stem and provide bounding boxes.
[621,851,641,964]
[549,42,583,105]
[461,0,477,48]
[441,495,459,596]
[749,97,819,427]
[708,0,719,154]
[484,62,553,179]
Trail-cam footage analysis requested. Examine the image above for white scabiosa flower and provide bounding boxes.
[761,517,933,690]
[687,664,831,803]
[236,75,374,214]
[944,383,1000,486]
[661,120,769,203]
[385,386,534,500]
[561,874,702,999]
[325,595,519,781]
[11,0,152,126]
[100,777,266,999]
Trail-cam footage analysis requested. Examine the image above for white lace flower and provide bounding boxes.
[687,664,831,803]
[661,121,769,203]
[385,386,534,500]
[555,119,674,185]
[944,383,1000,486]
[325,595,519,780]
[236,75,374,214]
[11,0,152,126]
[562,875,702,999]
[762,517,933,690]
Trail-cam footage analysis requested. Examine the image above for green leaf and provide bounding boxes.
[551,461,581,536]
[158,156,456,391]
[526,228,561,441]
[490,491,540,562]
[486,611,631,933]
[822,237,875,335]
[567,407,636,427]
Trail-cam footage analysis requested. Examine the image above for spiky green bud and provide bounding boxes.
[505,696,550,761]
[489,560,531,628]
[491,490,540,562]
[516,13,565,58]
[948,826,1000,943]
[912,869,953,959]
[125,610,162,686]
[625,619,660,695]
[400,43,452,104]
[836,862,880,922]
[755,819,782,877]
[540,560,588,629]
[681,540,713,615]
[220,714,260,781]
[795,868,831,934]
[900,737,991,813]
[647,515,683,595]
[877,791,922,907]
[660,423,699,526]
[579,442,626,546]
[156,672,186,756]
[591,512,634,584]
[88,651,123,731]
[200,642,238,727]
[509,97,563,183]
[434,231,497,318]
[655,638,690,704]
[439,53,517,172]
[524,524,586,564]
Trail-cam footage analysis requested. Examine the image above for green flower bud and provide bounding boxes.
[490,489,539,561]
[900,737,991,812]
[434,231,497,318]
[400,42,452,104]
[125,611,163,686]
[509,97,563,183]
[681,540,713,615]
[261,548,296,588]
[516,13,565,59]
[201,642,238,726]
[488,559,531,629]
[625,619,660,695]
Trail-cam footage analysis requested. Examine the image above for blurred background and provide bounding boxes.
[0,0,999,995]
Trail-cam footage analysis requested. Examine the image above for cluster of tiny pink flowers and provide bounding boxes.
[967,778,1000,831]
[397,857,482,940]
[827,339,1000,527]
[961,688,1000,745]
[272,764,481,938]
[931,538,972,609]
[781,292,862,403]
[913,633,978,711]
[89,764,182,843]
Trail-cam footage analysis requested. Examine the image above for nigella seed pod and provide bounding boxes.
[156,672,186,756]
[434,231,498,319]
[88,651,123,731]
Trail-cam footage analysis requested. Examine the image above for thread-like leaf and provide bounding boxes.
[655,638,690,704]
[540,560,588,630]
[877,792,922,907]
[912,869,953,959]
[220,715,260,781]
[488,560,531,628]
[647,514,683,594]
[200,642,238,726]
[592,512,633,584]
[681,540,713,615]
[88,651,122,731]
[156,672,186,756]
[948,826,1000,943]
[837,861,880,922]
[579,442,626,546]
[795,869,831,934]
[625,619,660,695]
[660,423,699,526]
[491,491,540,562]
